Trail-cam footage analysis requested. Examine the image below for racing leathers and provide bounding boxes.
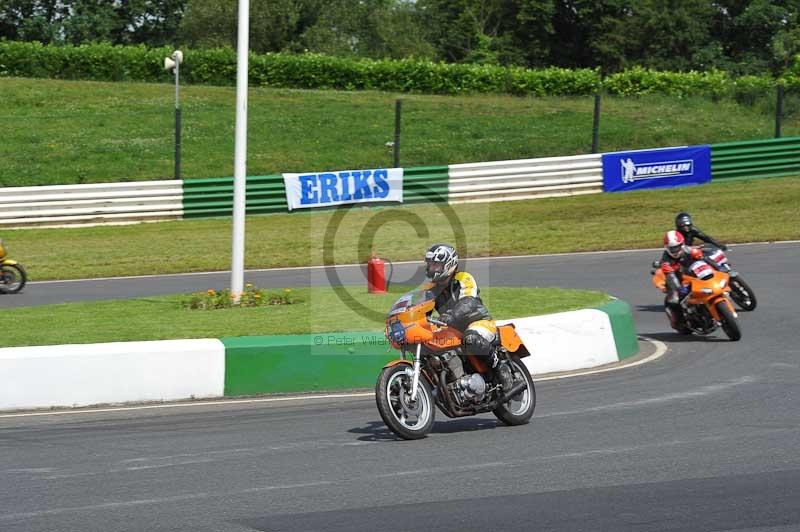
[677,226,726,250]
[431,271,512,387]
[433,271,494,356]
[659,247,706,330]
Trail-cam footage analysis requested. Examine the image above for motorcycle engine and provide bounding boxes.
[450,373,486,406]
[441,350,465,381]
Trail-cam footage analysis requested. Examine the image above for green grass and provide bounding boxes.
[1,286,610,348]
[0,77,798,186]
[4,175,799,281]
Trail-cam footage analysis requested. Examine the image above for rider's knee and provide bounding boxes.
[463,329,494,357]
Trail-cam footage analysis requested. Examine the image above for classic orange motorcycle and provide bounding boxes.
[375,287,535,440]
[651,259,741,341]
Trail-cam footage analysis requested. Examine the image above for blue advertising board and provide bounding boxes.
[602,145,711,193]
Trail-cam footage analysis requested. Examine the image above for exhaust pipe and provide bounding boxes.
[499,381,527,403]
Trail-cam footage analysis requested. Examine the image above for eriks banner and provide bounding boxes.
[282,168,403,211]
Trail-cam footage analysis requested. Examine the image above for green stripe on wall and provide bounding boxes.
[596,299,638,360]
[222,332,395,396]
[711,136,800,181]
[182,175,288,218]
[404,165,449,203]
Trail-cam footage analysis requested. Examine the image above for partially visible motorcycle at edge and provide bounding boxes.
[0,239,27,294]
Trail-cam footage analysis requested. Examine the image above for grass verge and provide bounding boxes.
[4,175,799,281]
[0,77,798,186]
[1,286,610,348]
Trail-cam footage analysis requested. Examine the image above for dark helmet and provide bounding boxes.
[675,212,693,233]
[424,243,458,283]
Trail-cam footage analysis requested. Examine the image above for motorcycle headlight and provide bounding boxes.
[388,319,407,344]
[719,279,727,288]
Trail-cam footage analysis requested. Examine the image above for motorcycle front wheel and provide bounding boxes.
[0,263,26,294]
[716,301,742,341]
[729,276,757,311]
[493,356,536,426]
[375,365,435,440]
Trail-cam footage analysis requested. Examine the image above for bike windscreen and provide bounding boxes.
[387,287,436,317]
[688,260,714,280]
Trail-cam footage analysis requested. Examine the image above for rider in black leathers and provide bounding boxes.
[424,243,513,389]
[675,212,727,250]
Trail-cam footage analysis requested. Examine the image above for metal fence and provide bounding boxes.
[0,181,182,227]
[447,154,603,204]
[1,140,797,227]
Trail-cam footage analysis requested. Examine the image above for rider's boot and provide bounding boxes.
[665,306,679,329]
[465,328,514,390]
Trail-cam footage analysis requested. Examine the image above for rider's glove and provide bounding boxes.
[439,313,456,327]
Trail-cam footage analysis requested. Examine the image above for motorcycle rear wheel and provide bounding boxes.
[716,301,742,341]
[0,263,26,294]
[493,356,536,426]
[375,365,435,440]
[729,276,757,311]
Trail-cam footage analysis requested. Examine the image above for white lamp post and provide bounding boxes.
[164,50,183,180]
[231,0,249,302]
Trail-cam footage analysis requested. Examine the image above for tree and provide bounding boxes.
[0,0,186,46]
[710,0,799,75]
[549,0,629,70]
[296,0,387,57]
[61,0,119,44]
[297,0,435,59]
[770,8,800,73]
[371,1,437,60]
[416,0,531,66]
[179,0,305,53]
[515,0,554,66]
[591,0,716,72]
[0,0,63,42]
[117,0,187,46]
[179,0,435,60]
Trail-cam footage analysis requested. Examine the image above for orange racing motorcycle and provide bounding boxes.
[700,245,757,311]
[375,287,536,440]
[0,239,26,294]
[651,260,741,341]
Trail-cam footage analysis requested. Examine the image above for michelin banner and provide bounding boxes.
[602,145,711,193]
[283,168,403,211]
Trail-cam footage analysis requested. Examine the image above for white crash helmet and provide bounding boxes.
[664,230,686,259]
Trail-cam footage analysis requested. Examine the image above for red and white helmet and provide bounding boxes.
[664,230,686,259]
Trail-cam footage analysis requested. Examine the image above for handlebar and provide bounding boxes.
[428,317,448,327]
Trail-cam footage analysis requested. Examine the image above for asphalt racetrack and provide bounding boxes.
[1,242,799,531]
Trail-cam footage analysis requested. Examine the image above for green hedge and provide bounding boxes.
[1,41,798,98]
[0,41,170,82]
[603,66,800,99]
[603,67,731,98]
